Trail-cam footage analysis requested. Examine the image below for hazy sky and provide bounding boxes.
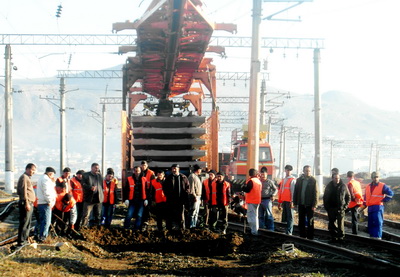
[1,0,399,110]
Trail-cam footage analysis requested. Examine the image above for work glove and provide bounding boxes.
[124,200,129,207]
[144,200,148,207]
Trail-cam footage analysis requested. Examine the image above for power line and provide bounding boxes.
[0,34,324,49]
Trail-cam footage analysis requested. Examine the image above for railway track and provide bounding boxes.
[0,200,18,221]
[0,233,18,247]
[228,221,400,273]
[313,209,400,243]
[274,221,400,263]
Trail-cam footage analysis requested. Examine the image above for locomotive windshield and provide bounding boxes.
[237,146,272,162]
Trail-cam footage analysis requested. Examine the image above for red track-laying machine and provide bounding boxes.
[114,0,236,177]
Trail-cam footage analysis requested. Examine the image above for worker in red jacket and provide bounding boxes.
[140,161,155,229]
[150,169,167,231]
[208,172,231,234]
[102,168,119,228]
[241,168,262,235]
[70,170,84,231]
[123,166,148,229]
[53,192,76,236]
[56,167,72,194]
[277,165,296,235]
[346,171,364,235]
[200,169,216,228]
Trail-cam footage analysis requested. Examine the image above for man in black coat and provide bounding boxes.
[81,163,103,227]
[163,164,190,230]
[293,165,319,240]
[323,173,350,242]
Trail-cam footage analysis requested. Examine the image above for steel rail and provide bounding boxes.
[0,200,18,221]
[228,222,400,271]
[272,220,400,255]
[0,234,18,247]
[313,210,400,243]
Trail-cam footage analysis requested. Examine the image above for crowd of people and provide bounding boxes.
[16,162,117,246]
[15,161,395,247]
[323,168,394,241]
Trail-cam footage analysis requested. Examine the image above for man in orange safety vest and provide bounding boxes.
[346,171,364,235]
[278,165,296,235]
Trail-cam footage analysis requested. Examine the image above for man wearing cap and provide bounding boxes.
[164,164,190,230]
[277,165,296,235]
[201,170,216,228]
[188,164,203,229]
[36,167,57,242]
[209,172,231,234]
[241,168,262,235]
[258,166,277,231]
[70,170,84,231]
[363,171,394,239]
[140,161,155,230]
[81,163,104,227]
[17,163,37,246]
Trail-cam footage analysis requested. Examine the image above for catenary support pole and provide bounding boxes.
[297,132,302,176]
[260,79,266,125]
[247,0,262,175]
[313,48,323,194]
[59,77,66,174]
[101,103,106,176]
[369,143,374,174]
[330,140,333,173]
[4,45,14,193]
[267,116,272,143]
[279,125,284,179]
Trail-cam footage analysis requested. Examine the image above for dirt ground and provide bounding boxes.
[2,185,399,276]
[0,221,365,277]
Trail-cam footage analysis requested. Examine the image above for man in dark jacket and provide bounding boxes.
[163,164,190,230]
[293,165,318,240]
[81,163,103,227]
[323,173,350,242]
[17,163,37,246]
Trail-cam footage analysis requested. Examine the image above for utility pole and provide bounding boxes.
[313,48,323,194]
[279,125,285,179]
[88,108,105,175]
[247,0,262,175]
[40,78,77,174]
[283,127,286,175]
[376,146,380,173]
[267,116,272,143]
[60,77,66,174]
[297,132,302,176]
[329,140,334,172]
[369,143,374,174]
[4,45,14,193]
[260,79,266,125]
[102,104,106,176]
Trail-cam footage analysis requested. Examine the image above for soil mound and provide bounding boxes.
[79,226,244,256]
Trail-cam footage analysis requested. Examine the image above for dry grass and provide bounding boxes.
[385,212,400,221]
[271,206,328,230]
